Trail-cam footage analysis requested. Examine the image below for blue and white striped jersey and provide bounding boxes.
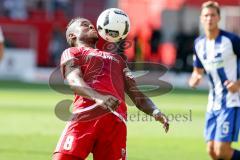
[193,30,240,112]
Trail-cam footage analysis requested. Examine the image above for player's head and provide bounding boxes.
[200,1,220,31]
[66,17,98,47]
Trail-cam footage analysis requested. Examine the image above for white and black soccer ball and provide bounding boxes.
[97,8,130,42]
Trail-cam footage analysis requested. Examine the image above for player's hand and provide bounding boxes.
[154,112,169,133]
[94,95,120,110]
[188,72,202,88]
[224,80,240,93]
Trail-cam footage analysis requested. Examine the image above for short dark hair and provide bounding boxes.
[66,17,84,47]
[201,1,220,16]
[66,17,83,30]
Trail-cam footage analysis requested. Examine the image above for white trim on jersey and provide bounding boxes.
[193,30,240,112]
[61,48,76,65]
[73,104,127,125]
[73,103,100,113]
[55,122,71,152]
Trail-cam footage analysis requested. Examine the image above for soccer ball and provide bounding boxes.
[96,8,130,42]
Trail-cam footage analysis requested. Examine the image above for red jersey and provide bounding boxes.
[60,47,129,120]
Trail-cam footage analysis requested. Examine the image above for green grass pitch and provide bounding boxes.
[0,81,239,160]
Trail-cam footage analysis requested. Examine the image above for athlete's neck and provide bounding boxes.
[76,41,96,49]
[205,28,220,40]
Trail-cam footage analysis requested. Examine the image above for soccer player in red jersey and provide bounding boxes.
[53,17,169,160]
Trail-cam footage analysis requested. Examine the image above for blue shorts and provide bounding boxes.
[204,107,240,142]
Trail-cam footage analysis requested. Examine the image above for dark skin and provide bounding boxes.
[64,18,169,132]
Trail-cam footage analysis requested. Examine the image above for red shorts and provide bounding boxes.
[54,113,127,160]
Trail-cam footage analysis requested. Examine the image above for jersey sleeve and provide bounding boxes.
[193,43,204,68]
[231,35,240,57]
[60,48,80,78]
[122,62,137,93]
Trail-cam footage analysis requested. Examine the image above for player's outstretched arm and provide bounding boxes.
[189,67,204,88]
[63,60,119,110]
[124,71,169,132]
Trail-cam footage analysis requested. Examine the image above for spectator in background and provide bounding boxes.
[150,29,162,55]
[53,0,72,18]
[174,27,198,72]
[0,26,4,61]
[3,0,28,20]
[49,28,67,66]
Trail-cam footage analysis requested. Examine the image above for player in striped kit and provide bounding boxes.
[189,1,240,160]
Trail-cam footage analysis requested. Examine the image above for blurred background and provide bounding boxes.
[0,0,240,86]
[0,0,240,160]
